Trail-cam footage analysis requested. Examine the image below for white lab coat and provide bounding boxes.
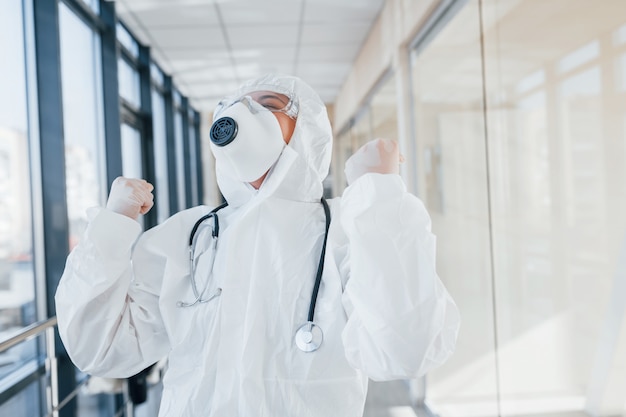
[55,74,460,417]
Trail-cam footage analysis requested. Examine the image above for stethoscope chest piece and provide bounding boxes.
[295,321,323,352]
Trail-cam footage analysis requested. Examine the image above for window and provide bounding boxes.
[0,378,42,416]
[188,117,199,207]
[0,0,37,352]
[121,123,143,179]
[59,1,106,249]
[152,88,170,223]
[121,123,145,227]
[151,62,164,87]
[78,0,98,15]
[116,22,138,58]
[118,57,140,109]
[174,110,186,211]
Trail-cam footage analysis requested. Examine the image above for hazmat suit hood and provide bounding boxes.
[212,74,333,207]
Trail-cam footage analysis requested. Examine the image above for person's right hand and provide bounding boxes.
[106,177,154,221]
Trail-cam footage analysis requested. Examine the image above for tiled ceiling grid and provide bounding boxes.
[115,0,386,111]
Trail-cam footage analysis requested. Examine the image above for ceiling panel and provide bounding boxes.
[304,0,383,23]
[185,80,241,100]
[216,0,303,25]
[234,62,281,81]
[251,62,294,76]
[157,48,227,63]
[191,97,220,110]
[150,27,225,49]
[232,46,297,64]
[297,43,361,62]
[123,0,216,5]
[295,62,352,82]
[300,22,372,45]
[116,0,386,111]
[173,68,239,84]
[226,24,299,48]
[117,3,219,27]
[168,56,232,74]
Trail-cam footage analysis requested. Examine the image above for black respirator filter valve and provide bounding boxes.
[210,117,238,146]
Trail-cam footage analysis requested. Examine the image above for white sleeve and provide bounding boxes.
[55,207,170,378]
[339,173,460,381]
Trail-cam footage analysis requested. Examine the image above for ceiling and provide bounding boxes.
[114,0,387,112]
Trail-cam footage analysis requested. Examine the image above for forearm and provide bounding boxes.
[55,208,168,378]
[340,173,460,380]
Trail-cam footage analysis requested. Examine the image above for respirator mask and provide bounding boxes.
[209,91,298,183]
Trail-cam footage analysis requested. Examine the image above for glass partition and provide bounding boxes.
[409,0,626,415]
[352,108,371,150]
[481,0,626,415]
[410,1,499,415]
[370,73,397,142]
[333,73,398,196]
[332,128,353,196]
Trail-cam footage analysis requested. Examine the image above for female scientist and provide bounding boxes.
[55,73,460,416]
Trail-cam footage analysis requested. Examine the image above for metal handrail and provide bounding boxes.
[0,317,130,417]
[44,375,91,417]
[0,316,58,354]
[0,317,59,416]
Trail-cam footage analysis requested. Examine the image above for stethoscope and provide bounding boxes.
[178,198,331,353]
[176,201,229,309]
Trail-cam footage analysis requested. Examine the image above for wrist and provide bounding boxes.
[105,203,140,221]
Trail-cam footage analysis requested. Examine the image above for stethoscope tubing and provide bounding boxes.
[184,198,330,352]
[307,198,331,323]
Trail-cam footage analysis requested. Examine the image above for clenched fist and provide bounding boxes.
[106,177,154,221]
[344,138,403,186]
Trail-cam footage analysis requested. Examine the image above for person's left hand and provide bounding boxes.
[344,138,404,186]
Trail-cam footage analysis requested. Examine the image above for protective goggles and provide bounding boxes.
[214,90,299,120]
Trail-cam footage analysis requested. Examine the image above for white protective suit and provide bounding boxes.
[55,74,460,417]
